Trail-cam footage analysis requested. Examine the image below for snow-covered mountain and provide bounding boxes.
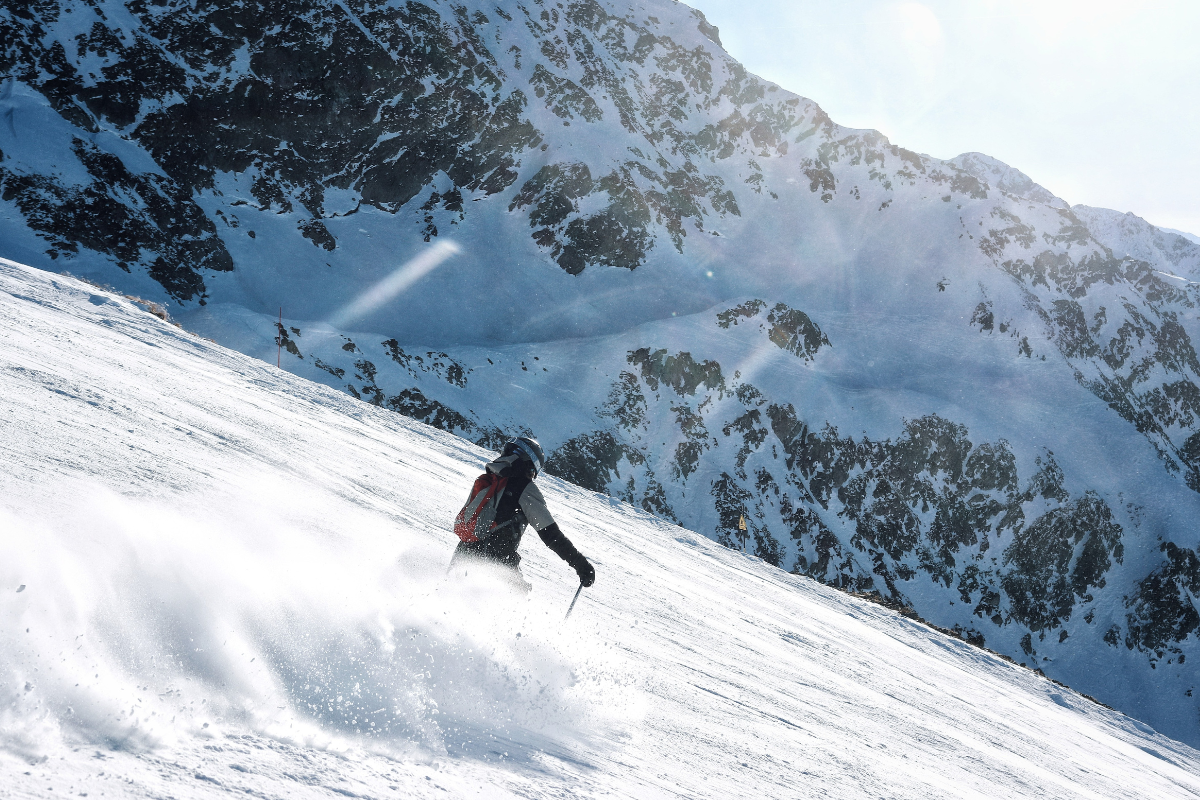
[6,0,1200,747]
[7,259,1200,798]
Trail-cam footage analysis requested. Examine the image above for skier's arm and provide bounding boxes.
[520,483,596,586]
[537,524,594,586]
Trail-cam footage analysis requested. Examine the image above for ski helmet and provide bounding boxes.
[504,436,546,476]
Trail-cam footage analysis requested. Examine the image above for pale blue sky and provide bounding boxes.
[686,0,1200,236]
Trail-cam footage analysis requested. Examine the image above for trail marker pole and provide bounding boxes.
[277,306,282,368]
[564,584,584,620]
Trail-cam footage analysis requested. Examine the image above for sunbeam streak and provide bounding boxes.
[328,240,462,329]
[730,337,786,386]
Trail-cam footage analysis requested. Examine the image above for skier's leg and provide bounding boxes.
[447,540,475,575]
[499,553,532,594]
[506,566,533,594]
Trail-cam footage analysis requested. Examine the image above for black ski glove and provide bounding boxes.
[572,554,596,587]
[538,523,595,587]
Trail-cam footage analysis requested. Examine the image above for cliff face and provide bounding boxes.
[5,0,1200,744]
[1,0,783,335]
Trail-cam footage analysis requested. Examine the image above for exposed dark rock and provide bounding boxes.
[382,339,469,387]
[1126,542,1200,656]
[545,430,625,493]
[1001,493,1123,631]
[0,137,230,301]
[627,347,724,396]
[766,303,830,360]
[717,299,766,328]
[386,386,472,434]
[274,321,303,359]
[299,219,336,251]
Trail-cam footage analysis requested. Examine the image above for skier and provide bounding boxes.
[451,436,595,591]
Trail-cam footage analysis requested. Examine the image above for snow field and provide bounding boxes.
[3,258,1200,798]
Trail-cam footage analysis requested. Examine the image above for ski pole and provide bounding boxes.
[564,583,584,620]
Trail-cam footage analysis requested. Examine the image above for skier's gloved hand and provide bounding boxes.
[572,554,595,587]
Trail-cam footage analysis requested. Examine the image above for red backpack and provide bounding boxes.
[453,473,509,543]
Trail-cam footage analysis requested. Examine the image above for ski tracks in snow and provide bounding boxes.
[3,260,1200,798]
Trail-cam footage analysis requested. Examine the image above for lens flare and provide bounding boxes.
[328,240,462,329]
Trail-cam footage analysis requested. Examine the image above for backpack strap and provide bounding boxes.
[493,474,531,529]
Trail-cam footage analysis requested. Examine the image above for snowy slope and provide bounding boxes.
[6,265,1200,799]
[180,247,1200,748]
[9,0,1200,748]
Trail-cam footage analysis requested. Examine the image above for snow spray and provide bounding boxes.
[0,478,624,763]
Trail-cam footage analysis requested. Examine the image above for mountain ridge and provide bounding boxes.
[5,0,1200,746]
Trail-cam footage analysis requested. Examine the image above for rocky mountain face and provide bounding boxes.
[5,0,1200,744]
